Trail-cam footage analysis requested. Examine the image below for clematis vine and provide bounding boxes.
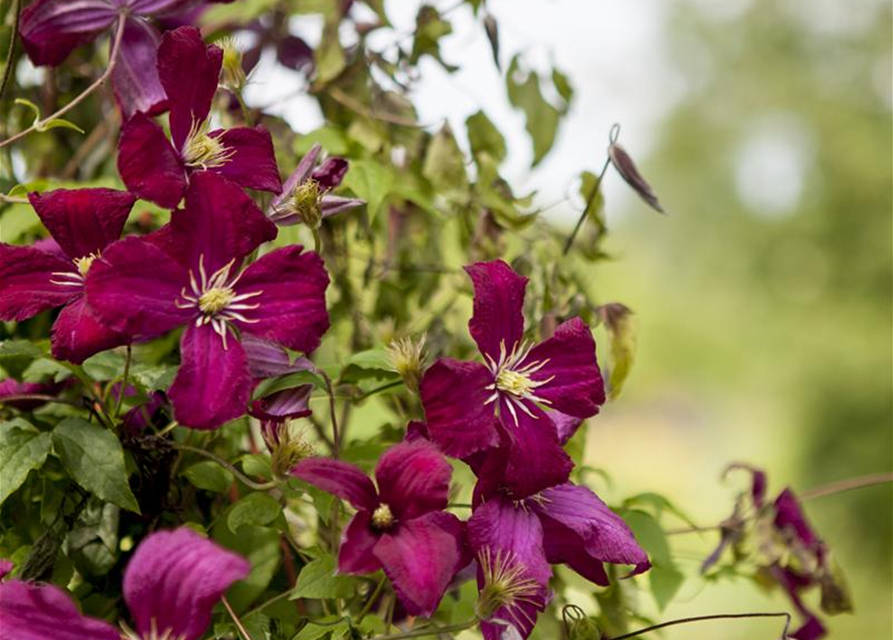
[0,188,136,363]
[19,0,208,118]
[0,528,248,640]
[421,259,605,497]
[86,172,329,429]
[268,143,364,228]
[117,26,281,209]
[292,440,469,616]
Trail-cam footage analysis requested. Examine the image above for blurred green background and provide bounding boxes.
[584,0,892,637]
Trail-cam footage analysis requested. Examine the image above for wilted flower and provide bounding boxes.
[118,26,281,209]
[86,172,330,429]
[19,0,200,118]
[268,143,364,228]
[0,188,136,363]
[420,260,605,498]
[292,440,469,615]
[0,528,248,640]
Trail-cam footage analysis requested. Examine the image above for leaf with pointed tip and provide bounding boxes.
[506,56,561,166]
[0,419,52,507]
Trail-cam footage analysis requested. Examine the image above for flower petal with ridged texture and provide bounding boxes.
[375,440,451,520]
[500,402,572,499]
[373,511,466,616]
[117,112,186,208]
[232,246,329,353]
[420,358,500,459]
[19,0,116,67]
[524,317,605,418]
[168,324,250,430]
[168,172,277,274]
[338,511,382,574]
[291,458,379,511]
[0,244,79,321]
[121,0,201,14]
[468,497,551,640]
[112,17,168,119]
[550,410,583,444]
[210,127,282,193]
[51,295,129,364]
[465,260,527,363]
[157,26,222,149]
[242,334,316,379]
[122,528,249,640]
[0,580,120,640]
[85,236,191,337]
[312,157,348,189]
[533,483,650,580]
[29,188,135,260]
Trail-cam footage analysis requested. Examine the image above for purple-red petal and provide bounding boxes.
[499,403,573,499]
[312,157,348,189]
[0,580,120,640]
[112,17,168,119]
[525,317,605,419]
[168,324,251,430]
[0,243,79,321]
[29,188,135,260]
[465,260,527,363]
[232,246,329,353]
[420,358,500,459]
[122,528,250,640]
[209,126,282,194]
[117,112,187,208]
[19,0,116,67]
[291,457,379,512]
[373,511,466,617]
[51,295,129,364]
[374,440,451,520]
[157,26,222,149]
[338,511,382,574]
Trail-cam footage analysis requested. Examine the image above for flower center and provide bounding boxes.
[483,340,555,425]
[198,287,235,315]
[120,619,187,640]
[475,547,542,622]
[289,180,323,228]
[176,255,262,348]
[182,119,234,169]
[74,252,98,277]
[371,503,395,530]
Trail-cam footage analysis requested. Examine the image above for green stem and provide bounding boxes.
[373,618,478,640]
[322,372,340,458]
[358,379,404,400]
[113,344,132,420]
[0,0,21,102]
[357,575,387,623]
[609,611,791,640]
[222,595,256,640]
[799,471,893,500]
[243,589,294,619]
[175,444,277,491]
[562,155,611,256]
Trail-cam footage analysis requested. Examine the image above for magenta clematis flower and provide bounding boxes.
[268,143,364,228]
[0,527,248,640]
[420,260,605,498]
[292,440,469,616]
[469,481,649,640]
[117,26,282,209]
[19,0,204,118]
[0,188,136,363]
[85,172,330,429]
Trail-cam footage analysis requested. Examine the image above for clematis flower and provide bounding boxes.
[86,171,330,430]
[292,440,469,616]
[0,379,68,410]
[118,26,281,209]
[0,188,136,363]
[268,143,364,228]
[468,481,649,640]
[19,0,204,118]
[420,260,605,498]
[0,527,249,640]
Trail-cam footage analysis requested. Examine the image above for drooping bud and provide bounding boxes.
[386,334,427,394]
[219,37,247,91]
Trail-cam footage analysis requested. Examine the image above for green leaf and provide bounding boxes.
[38,119,85,134]
[340,349,400,384]
[341,160,394,222]
[622,510,671,565]
[292,554,356,599]
[52,418,140,513]
[466,110,506,165]
[552,67,574,107]
[506,55,561,166]
[649,564,684,612]
[22,357,71,383]
[81,350,125,381]
[423,124,469,193]
[410,5,456,71]
[227,492,282,533]
[213,523,281,611]
[0,419,52,506]
[183,461,233,493]
[292,617,350,640]
[252,370,324,401]
[14,98,40,123]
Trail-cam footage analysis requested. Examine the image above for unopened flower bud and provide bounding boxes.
[567,614,601,640]
[386,334,427,394]
[220,37,247,91]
